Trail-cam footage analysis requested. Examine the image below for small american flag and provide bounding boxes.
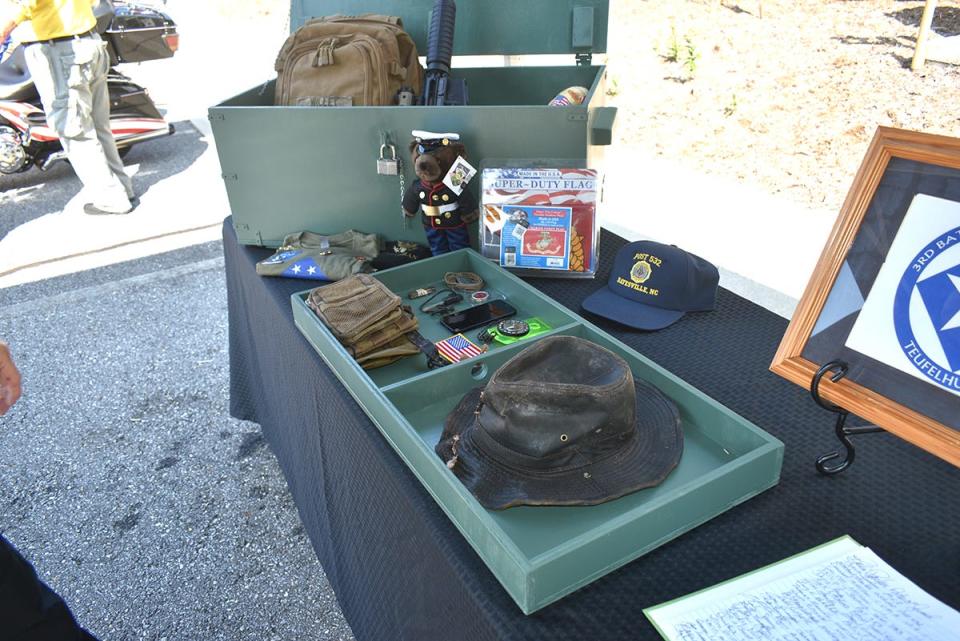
[435,334,485,363]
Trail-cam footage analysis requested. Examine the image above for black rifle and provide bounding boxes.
[422,0,457,106]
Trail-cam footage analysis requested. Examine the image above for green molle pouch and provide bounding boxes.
[354,336,422,370]
[307,274,420,370]
[348,307,419,359]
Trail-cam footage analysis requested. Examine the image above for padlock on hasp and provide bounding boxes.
[377,144,400,175]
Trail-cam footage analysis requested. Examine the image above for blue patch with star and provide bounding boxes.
[916,264,960,371]
[281,257,330,281]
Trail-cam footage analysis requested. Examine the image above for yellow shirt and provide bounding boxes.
[12,0,96,42]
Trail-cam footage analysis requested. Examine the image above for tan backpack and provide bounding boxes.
[274,14,424,107]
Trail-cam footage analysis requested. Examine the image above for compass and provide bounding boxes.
[497,319,530,337]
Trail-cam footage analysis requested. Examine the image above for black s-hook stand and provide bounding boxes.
[810,361,884,475]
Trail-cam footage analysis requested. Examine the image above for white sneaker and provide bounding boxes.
[84,202,133,215]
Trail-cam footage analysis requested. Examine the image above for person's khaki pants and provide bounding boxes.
[25,33,133,212]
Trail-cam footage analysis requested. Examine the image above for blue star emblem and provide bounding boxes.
[942,274,960,331]
[917,264,960,371]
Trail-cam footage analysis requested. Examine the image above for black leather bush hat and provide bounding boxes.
[436,336,683,510]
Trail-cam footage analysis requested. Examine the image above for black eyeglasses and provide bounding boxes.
[416,140,448,154]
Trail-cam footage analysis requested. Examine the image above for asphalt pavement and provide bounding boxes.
[0,119,226,287]
[0,120,208,244]
[0,242,356,640]
[0,4,358,637]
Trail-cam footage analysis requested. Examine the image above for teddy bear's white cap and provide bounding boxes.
[412,130,461,141]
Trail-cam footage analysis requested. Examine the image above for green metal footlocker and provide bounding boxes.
[290,250,785,614]
[208,0,616,247]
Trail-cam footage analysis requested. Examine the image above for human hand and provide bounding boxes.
[0,341,22,416]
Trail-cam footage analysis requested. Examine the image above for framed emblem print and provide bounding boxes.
[771,127,960,467]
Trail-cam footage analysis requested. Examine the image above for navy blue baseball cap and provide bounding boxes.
[582,241,719,330]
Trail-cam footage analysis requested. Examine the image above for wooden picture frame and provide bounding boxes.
[771,127,960,467]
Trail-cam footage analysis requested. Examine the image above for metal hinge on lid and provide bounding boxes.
[572,6,594,66]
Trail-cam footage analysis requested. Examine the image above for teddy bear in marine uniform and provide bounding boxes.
[403,131,478,256]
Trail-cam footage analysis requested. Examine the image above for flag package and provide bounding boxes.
[481,167,600,278]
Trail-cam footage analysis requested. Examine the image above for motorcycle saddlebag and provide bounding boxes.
[101,1,178,65]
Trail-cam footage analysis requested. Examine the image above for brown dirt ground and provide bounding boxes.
[606,0,960,214]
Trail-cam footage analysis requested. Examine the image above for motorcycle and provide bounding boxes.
[0,0,178,175]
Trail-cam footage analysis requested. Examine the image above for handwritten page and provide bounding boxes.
[645,536,960,641]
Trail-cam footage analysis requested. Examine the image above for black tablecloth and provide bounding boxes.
[222,218,959,641]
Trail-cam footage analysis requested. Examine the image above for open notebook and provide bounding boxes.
[645,536,960,641]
